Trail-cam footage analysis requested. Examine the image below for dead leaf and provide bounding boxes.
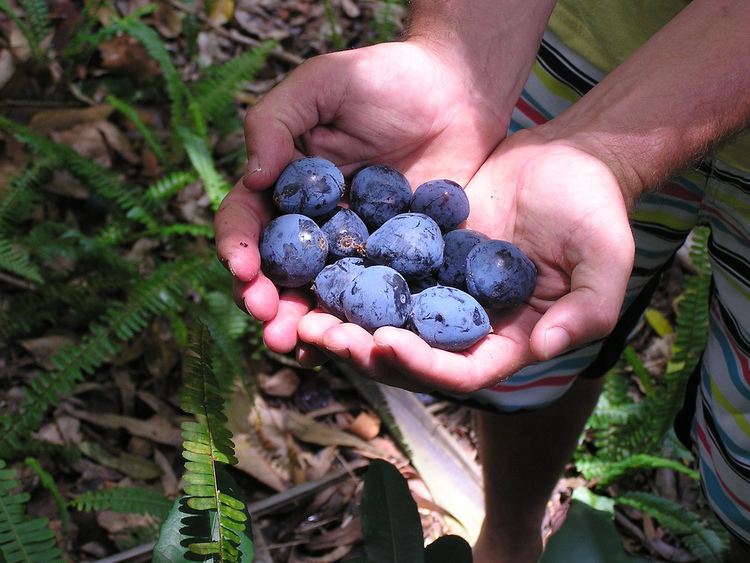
[97,510,157,535]
[29,105,113,133]
[285,411,384,456]
[78,441,162,480]
[305,516,362,551]
[154,448,180,497]
[143,316,178,379]
[153,1,183,38]
[95,120,139,164]
[345,411,381,442]
[0,49,15,90]
[19,335,76,370]
[35,415,82,446]
[339,0,360,18]
[299,446,337,482]
[233,433,289,492]
[64,406,182,446]
[208,0,235,26]
[47,170,90,199]
[99,34,160,80]
[9,25,31,62]
[50,122,112,166]
[289,544,353,563]
[259,368,300,398]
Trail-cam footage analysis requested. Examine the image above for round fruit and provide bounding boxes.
[313,258,368,319]
[341,265,412,331]
[321,208,369,260]
[349,165,413,229]
[260,214,329,287]
[365,213,444,279]
[409,286,490,351]
[273,157,345,217]
[437,229,489,289]
[465,240,537,308]
[410,179,470,232]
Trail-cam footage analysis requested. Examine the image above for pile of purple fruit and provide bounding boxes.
[259,156,537,352]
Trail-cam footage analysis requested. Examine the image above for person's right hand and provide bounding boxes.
[216,40,513,358]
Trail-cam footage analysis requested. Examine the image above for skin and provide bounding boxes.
[215,1,750,560]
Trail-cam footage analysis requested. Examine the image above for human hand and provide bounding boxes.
[297,128,635,393]
[216,40,512,355]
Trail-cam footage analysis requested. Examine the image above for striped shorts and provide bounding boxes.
[452,30,750,544]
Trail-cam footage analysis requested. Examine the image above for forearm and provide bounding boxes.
[407,0,558,115]
[542,0,750,205]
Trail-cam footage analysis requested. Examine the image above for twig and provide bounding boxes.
[164,0,304,66]
[0,271,37,290]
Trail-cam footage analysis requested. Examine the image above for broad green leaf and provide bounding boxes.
[361,460,424,563]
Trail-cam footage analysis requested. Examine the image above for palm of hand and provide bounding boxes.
[298,131,635,394]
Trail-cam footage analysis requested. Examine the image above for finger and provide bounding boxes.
[530,237,635,361]
[297,310,345,346]
[233,276,279,322]
[215,183,271,282]
[243,55,349,190]
[262,290,313,354]
[296,343,329,368]
[372,327,533,393]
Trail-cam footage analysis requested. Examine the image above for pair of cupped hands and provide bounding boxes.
[215,40,635,394]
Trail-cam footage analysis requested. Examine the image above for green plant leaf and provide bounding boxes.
[541,500,648,563]
[361,459,424,563]
[424,535,472,563]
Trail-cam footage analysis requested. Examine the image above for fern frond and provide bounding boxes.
[617,492,727,563]
[576,453,698,485]
[0,1,40,60]
[191,41,275,127]
[24,458,69,537]
[0,255,215,458]
[179,128,231,210]
[18,0,50,44]
[179,324,248,561]
[0,158,51,236]
[0,459,64,563]
[0,238,43,284]
[0,116,157,229]
[145,170,198,206]
[106,94,166,162]
[70,487,173,520]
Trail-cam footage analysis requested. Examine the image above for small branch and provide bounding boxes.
[0,271,38,290]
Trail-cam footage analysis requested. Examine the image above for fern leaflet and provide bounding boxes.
[106,94,166,162]
[69,487,173,520]
[179,128,231,210]
[18,0,50,44]
[0,238,43,284]
[0,459,64,563]
[179,324,248,561]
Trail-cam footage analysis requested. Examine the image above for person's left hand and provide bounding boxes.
[297,128,636,393]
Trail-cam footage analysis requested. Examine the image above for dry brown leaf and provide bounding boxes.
[153,1,183,38]
[305,516,362,551]
[50,122,112,166]
[19,335,76,370]
[143,316,179,379]
[97,510,157,535]
[345,411,381,441]
[47,170,90,199]
[35,415,82,446]
[0,49,15,90]
[285,411,384,456]
[208,0,235,26]
[339,0,360,18]
[289,544,353,563]
[9,26,31,62]
[64,406,182,446]
[95,120,139,164]
[299,446,337,482]
[259,368,300,398]
[29,105,113,133]
[153,448,180,497]
[233,433,290,492]
[99,34,160,80]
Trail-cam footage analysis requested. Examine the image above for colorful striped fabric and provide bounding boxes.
[443,29,750,543]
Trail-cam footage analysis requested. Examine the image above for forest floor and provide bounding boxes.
[0,1,710,562]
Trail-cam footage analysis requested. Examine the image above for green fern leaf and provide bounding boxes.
[0,159,50,236]
[0,459,64,563]
[179,128,231,210]
[18,0,50,44]
[69,487,173,520]
[617,492,727,562]
[191,41,275,127]
[179,324,248,561]
[106,94,166,162]
[0,238,43,284]
[24,458,69,538]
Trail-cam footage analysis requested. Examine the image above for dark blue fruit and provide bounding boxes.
[349,165,413,229]
[465,240,537,308]
[341,266,412,331]
[365,213,444,279]
[273,157,345,217]
[409,286,490,351]
[410,179,470,232]
[260,214,329,288]
[437,229,489,289]
[408,275,439,295]
[313,258,367,320]
[320,208,369,260]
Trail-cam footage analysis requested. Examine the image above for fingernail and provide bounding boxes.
[246,154,261,176]
[543,327,571,360]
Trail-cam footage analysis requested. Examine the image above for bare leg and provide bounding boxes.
[472,376,605,563]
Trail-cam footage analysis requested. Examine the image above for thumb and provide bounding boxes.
[530,239,635,361]
[242,56,346,190]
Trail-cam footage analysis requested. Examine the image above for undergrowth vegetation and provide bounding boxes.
[0,1,725,562]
